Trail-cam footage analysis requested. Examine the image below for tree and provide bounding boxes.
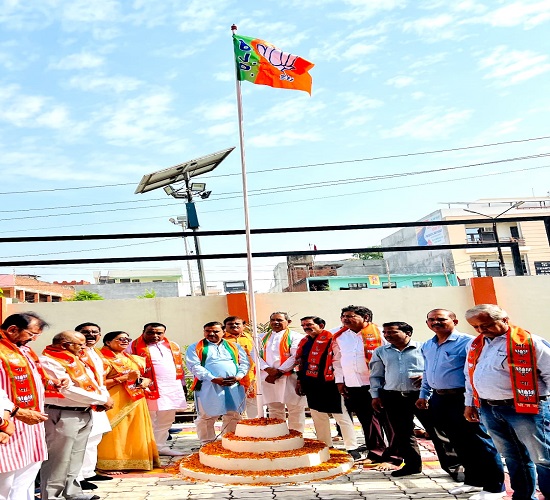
[66,290,104,301]
[352,247,383,260]
[137,288,157,299]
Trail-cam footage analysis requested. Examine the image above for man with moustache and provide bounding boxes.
[465,304,550,500]
[223,316,258,418]
[259,312,306,432]
[40,331,110,500]
[331,305,398,465]
[295,316,360,458]
[417,308,504,499]
[128,322,187,456]
[0,313,51,500]
[186,321,249,445]
[74,322,113,489]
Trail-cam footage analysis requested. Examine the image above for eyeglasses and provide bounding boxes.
[115,338,130,343]
[23,329,42,336]
[80,330,100,335]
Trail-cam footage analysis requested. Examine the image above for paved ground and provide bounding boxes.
[90,420,514,500]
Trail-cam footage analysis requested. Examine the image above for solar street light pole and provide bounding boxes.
[183,173,207,296]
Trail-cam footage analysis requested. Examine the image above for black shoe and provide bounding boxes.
[86,474,113,482]
[81,480,98,490]
[391,467,422,477]
[348,449,365,461]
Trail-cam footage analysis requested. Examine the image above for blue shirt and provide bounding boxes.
[420,330,473,399]
[369,340,424,398]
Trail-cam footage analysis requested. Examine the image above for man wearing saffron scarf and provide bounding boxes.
[0,312,50,500]
[128,322,187,456]
[259,312,306,432]
[295,316,359,458]
[40,331,110,500]
[74,322,112,489]
[223,316,258,418]
[465,304,550,500]
[417,308,504,499]
[186,321,249,445]
[331,304,398,465]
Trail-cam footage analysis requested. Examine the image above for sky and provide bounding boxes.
[0,0,549,294]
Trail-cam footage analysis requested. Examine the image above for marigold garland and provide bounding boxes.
[238,417,284,426]
[224,429,302,442]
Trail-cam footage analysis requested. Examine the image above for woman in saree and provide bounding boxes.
[97,331,160,472]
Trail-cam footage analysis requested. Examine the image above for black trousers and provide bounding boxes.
[429,391,505,492]
[343,385,401,465]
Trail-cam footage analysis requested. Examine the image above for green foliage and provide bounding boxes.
[137,288,157,299]
[352,247,383,260]
[66,290,104,301]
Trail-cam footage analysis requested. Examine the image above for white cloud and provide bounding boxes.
[479,46,550,85]
[386,76,415,88]
[193,101,235,121]
[381,108,473,140]
[343,62,375,74]
[411,91,426,100]
[480,1,550,29]
[249,130,322,148]
[251,96,326,125]
[68,74,142,93]
[338,92,383,115]
[96,90,183,146]
[198,122,236,137]
[177,0,230,32]
[0,84,72,129]
[409,53,447,69]
[51,52,104,70]
[482,119,523,137]
[62,0,121,23]
[403,14,456,39]
[214,71,233,82]
[333,0,406,23]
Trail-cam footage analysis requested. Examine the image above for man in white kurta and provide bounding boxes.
[0,313,49,500]
[75,322,112,487]
[259,312,306,432]
[186,322,249,445]
[128,322,187,456]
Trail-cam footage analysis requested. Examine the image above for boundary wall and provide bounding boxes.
[2,276,550,353]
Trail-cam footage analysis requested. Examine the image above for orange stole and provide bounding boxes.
[296,330,333,380]
[42,345,101,394]
[100,347,146,401]
[130,336,184,400]
[467,325,539,414]
[0,335,43,409]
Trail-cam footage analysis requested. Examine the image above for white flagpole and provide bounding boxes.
[231,24,264,418]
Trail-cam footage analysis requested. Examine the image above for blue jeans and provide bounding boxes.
[480,400,550,500]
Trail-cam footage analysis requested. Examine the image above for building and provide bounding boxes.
[0,274,76,302]
[381,197,550,279]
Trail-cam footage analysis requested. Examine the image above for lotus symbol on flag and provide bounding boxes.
[256,43,297,74]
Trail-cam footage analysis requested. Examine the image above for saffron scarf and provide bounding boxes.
[332,323,383,362]
[190,339,241,391]
[296,330,334,380]
[467,325,539,414]
[42,344,101,394]
[0,335,45,409]
[224,332,256,395]
[100,347,146,401]
[259,328,293,376]
[24,346,64,399]
[130,336,184,400]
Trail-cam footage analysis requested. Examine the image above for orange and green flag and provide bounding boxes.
[233,34,314,95]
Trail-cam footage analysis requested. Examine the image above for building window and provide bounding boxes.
[412,280,433,288]
[382,282,397,289]
[309,279,328,291]
[119,278,131,283]
[472,260,501,277]
[466,227,496,243]
[131,279,140,283]
[349,282,369,289]
[152,280,162,283]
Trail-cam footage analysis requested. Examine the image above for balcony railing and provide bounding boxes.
[466,236,525,245]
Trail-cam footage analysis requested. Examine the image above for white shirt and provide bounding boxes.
[465,332,550,403]
[332,328,371,386]
[144,341,187,411]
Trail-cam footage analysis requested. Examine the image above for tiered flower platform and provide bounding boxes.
[179,417,353,484]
